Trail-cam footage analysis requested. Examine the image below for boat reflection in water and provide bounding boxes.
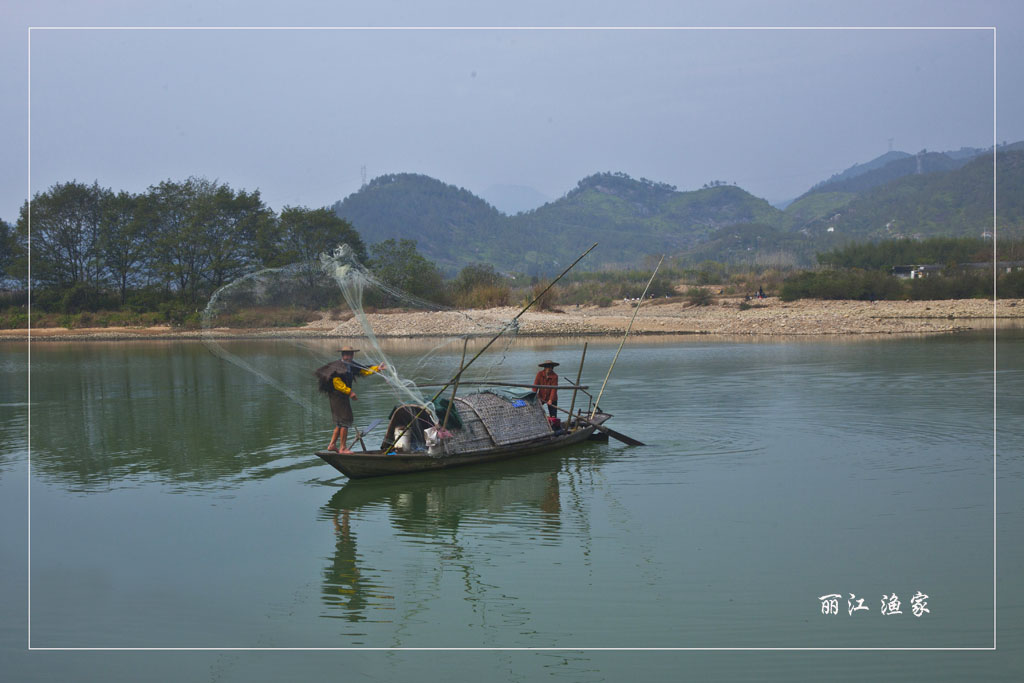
[317,449,604,625]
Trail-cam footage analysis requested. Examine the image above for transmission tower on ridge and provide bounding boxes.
[360,165,367,187]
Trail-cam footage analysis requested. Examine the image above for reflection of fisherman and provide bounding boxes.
[534,360,560,418]
[325,508,369,620]
[321,347,387,454]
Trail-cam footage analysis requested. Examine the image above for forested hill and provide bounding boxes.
[796,150,1024,242]
[333,174,506,270]
[807,150,912,191]
[332,147,1023,273]
[800,151,979,198]
[780,146,999,232]
[334,172,783,273]
[512,174,783,270]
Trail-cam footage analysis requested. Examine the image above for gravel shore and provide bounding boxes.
[4,297,1022,342]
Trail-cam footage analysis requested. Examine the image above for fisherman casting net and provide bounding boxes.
[200,244,523,435]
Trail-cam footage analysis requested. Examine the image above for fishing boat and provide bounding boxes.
[315,382,617,479]
[313,243,654,480]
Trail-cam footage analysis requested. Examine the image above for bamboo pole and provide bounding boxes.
[442,338,468,432]
[416,381,589,391]
[567,342,588,431]
[391,243,598,448]
[590,255,664,419]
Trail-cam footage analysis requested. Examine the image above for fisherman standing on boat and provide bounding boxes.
[319,347,387,454]
[534,360,560,418]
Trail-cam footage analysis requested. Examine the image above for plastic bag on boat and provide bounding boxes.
[425,426,453,446]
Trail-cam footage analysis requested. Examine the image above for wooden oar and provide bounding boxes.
[550,404,645,447]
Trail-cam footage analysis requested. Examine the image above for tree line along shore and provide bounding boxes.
[1,179,1022,334]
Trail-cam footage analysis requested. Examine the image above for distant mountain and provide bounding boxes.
[781,146,997,233]
[944,146,989,160]
[479,184,550,215]
[510,173,782,269]
[782,191,857,232]
[675,222,821,267]
[803,144,993,197]
[802,151,974,197]
[809,150,912,192]
[796,150,1024,242]
[335,171,784,273]
[331,146,1023,274]
[333,174,506,271]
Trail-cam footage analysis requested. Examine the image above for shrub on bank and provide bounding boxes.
[557,270,677,306]
[998,269,1024,298]
[454,284,511,309]
[213,307,321,328]
[907,272,990,300]
[779,267,1011,302]
[528,282,559,311]
[0,310,28,329]
[726,269,787,297]
[780,269,905,302]
[685,287,714,306]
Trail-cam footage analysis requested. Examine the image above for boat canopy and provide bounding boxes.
[388,390,553,457]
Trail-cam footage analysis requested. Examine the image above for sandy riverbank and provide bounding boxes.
[3,296,1022,342]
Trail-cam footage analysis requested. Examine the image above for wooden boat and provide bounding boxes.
[312,244,662,479]
[316,386,613,479]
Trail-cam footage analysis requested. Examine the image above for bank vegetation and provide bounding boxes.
[1,181,1021,330]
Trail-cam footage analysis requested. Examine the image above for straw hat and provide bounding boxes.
[337,346,359,354]
[538,360,559,368]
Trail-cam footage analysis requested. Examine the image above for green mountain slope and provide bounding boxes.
[798,150,1024,242]
[808,150,911,192]
[333,174,507,271]
[510,174,784,269]
[782,191,857,231]
[331,148,1023,274]
[785,146,996,229]
[802,151,974,197]
[335,171,784,273]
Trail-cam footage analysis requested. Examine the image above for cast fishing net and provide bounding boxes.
[200,244,522,432]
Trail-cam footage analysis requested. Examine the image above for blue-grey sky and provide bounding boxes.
[2,0,1022,223]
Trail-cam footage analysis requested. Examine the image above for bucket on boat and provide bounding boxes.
[394,430,412,452]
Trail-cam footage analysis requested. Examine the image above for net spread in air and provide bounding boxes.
[199,244,524,449]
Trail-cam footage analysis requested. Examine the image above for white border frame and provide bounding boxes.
[24,22,999,651]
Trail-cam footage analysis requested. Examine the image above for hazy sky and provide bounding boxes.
[2,0,1022,223]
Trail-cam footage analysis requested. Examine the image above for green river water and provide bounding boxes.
[1,331,1021,680]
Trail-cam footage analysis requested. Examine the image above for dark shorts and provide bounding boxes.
[545,396,558,418]
[329,393,354,428]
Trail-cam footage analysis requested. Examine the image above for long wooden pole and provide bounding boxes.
[442,338,468,431]
[567,342,588,431]
[440,241,598,393]
[417,381,589,391]
[391,243,598,447]
[549,403,645,446]
[590,255,664,419]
